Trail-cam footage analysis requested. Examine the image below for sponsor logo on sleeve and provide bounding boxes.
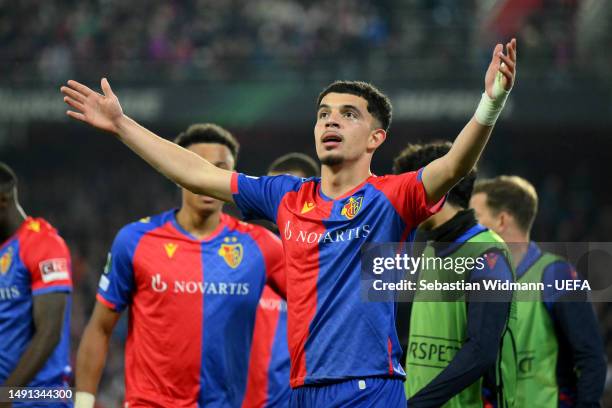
[103,253,112,274]
[39,258,69,283]
[99,275,110,291]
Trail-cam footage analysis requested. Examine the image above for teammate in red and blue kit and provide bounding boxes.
[244,285,290,408]
[243,153,319,408]
[62,37,517,407]
[74,125,286,408]
[0,163,72,408]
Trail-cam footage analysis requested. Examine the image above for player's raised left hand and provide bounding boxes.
[61,78,123,134]
[484,38,517,99]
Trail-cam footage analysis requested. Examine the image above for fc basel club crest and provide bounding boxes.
[341,196,364,220]
[218,237,243,269]
[0,247,14,275]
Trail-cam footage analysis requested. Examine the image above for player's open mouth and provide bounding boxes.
[322,133,343,148]
[199,196,216,204]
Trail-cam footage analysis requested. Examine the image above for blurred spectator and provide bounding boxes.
[1,0,608,84]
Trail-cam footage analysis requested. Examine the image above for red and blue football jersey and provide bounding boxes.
[243,285,290,408]
[96,210,285,407]
[231,170,443,387]
[0,217,72,390]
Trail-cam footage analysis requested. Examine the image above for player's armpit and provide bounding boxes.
[32,292,67,343]
[419,156,462,205]
[254,228,287,299]
[89,300,122,335]
[2,293,67,387]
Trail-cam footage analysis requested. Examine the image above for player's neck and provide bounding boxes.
[0,205,26,243]
[320,160,371,199]
[175,207,222,240]
[419,204,460,230]
[503,229,530,267]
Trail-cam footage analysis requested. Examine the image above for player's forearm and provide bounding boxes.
[447,118,493,180]
[113,115,233,202]
[409,300,508,407]
[421,118,492,203]
[2,331,61,387]
[75,323,112,395]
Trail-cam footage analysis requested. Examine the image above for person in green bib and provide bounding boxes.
[470,175,606,408]
[393,142,517,408]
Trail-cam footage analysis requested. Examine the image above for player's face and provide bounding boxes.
[470,193,502,234]
[314,93,384,167]
[183,143,235,215]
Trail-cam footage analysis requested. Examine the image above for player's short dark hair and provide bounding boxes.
[393,141,476,209]
[268,153,320,178]
[0,162,17,195]
[174,123,239,161]
[473,176,538,233]
[317,81,392,132]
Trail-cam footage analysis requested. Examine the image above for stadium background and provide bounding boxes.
[2,0,611,406]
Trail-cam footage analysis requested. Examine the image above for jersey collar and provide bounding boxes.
[170,210,227,242]
[316,175,375,202]
[516,241,542,279]
[0,216,32,249]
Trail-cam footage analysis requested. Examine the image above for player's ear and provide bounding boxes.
[0,192,10,208]
[498,211,510,233]
[367,128,386,152]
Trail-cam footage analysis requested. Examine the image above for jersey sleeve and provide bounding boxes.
[469,249,514,305]
[542,260,582,310]
[373,169,446,229]
[470,249,514,283]
[96,227,137,312]
[21,230,72,295]
[231,173,301,223]
[252,227,287,299]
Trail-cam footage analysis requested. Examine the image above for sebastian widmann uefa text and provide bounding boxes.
[370,253,592,292]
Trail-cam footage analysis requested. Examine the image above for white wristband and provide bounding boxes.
[74,391,95,408]
[474,69,511,126]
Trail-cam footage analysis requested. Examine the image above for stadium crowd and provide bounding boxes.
[2,0,609,84]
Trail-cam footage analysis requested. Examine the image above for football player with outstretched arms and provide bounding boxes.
[63,39,516,407]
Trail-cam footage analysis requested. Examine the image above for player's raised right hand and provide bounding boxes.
[61,78,123,134]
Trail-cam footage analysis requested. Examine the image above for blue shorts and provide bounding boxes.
[289,378,406,408]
